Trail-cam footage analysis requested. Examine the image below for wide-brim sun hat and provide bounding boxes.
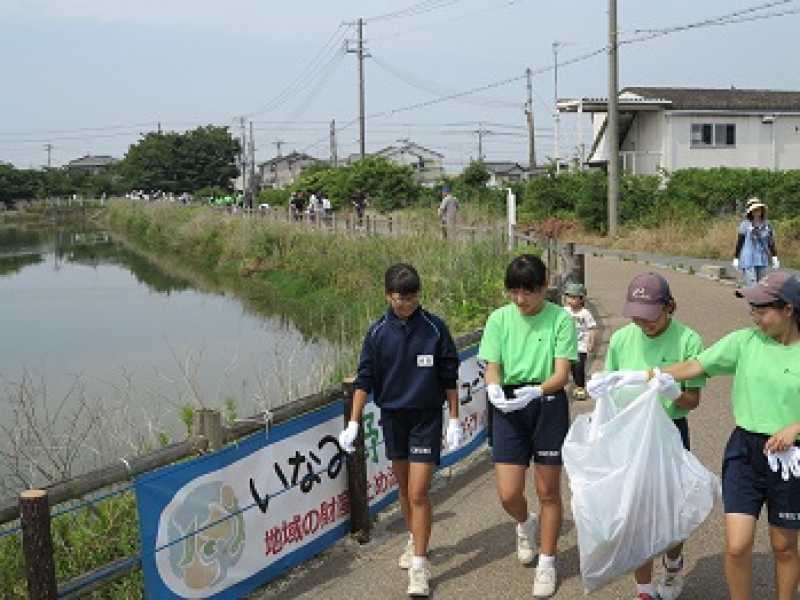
[745,197,767,215]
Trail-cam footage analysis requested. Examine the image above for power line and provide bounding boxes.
[365,0,463,23]
[241,23,351,118]
[371,54,519,109]
[622,0,799,45]
[370,0,530,43]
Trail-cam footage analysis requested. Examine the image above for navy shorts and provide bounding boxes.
[722,427,800,529]
[491,384,569,466]
[381,408,443,465]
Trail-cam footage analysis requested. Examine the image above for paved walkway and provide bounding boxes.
[253,254,784,600]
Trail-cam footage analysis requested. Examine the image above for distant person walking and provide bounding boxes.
[733,197,779,288]
[353,191,367,227]
[438,186,459,239]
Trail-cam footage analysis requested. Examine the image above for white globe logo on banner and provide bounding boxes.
[166,481,246,589]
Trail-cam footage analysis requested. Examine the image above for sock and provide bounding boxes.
[411,555,428,570]
[665,555,682,570]
[517,512,537,533]
[636,583,656,596]
[538,554,556,568]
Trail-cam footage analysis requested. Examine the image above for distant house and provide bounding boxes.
[350,141,445,187]
[482,161,529,187]
[66,155,118,175]
[257,152,320,189]
[558,87,800,175]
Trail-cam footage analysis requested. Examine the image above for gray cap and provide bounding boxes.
[735,271,800,309]
[622,273,673,321]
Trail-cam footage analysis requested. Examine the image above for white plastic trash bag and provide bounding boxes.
[563,378,721,593]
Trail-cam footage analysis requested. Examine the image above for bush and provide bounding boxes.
[257,188,290,206]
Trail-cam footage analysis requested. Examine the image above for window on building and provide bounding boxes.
[691,123,736,148]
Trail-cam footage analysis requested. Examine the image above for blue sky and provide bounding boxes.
[1,0,799,170]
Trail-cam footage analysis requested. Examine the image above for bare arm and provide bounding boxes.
[446,388,459,419]
[485,362,502,386]
[348,388,369,422]
[660,359,706,383]
[673,388,700,411]
[542,358,571,395]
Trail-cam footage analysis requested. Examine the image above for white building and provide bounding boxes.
[482,161,529,187]
[558,87,800,175]
[351,141,445,187]
[257,152,320,189]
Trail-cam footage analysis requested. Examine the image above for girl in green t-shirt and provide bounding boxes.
[602,271,800,600]
[604,273,705,600]
[478,255,578,598]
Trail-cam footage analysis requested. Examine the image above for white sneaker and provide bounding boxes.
[407,566,431,597]
[658,556,684,600]
[399,536,414,570]
[516,514,538,565]
[532,565,557,597]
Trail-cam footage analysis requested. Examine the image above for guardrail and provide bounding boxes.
[4,333,483,600]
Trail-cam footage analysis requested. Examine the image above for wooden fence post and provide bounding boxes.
[193,409,224,452]
[20,489,57,600]
[341,378,370,543]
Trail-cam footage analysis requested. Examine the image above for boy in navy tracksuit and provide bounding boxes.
[339,263,462,597]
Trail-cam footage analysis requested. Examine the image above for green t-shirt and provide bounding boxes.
[697,328,800,436]
[478,301,578,385]
[605,319,706,419]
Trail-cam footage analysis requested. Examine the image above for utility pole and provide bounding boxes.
[553,42,561,174]
[357,18,366,159]
[273,140,285,157]
[249,120,256,209]
[346,19,367,160]
[472,123,490,162]
[239,116,247,200]
[608,0,620,236]
[44,143,53,169]
[525,68,536,171]
[330,119,338,167]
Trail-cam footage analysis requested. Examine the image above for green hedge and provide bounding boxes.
[519,168,800,232]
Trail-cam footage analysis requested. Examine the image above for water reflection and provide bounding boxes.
[0,222,338,492]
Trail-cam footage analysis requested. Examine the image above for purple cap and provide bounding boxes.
[735,271,800,309]
[622,273,673,321]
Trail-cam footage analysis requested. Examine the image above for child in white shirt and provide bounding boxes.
[564,282,597,400]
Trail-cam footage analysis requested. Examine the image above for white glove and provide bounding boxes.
[446,418,462,451]
[587,372,615,399]
[767,447,800,481]
[608,370,649,389]
[772,256,780,269]
[650,370,682,401]
[487,384,507,409]
[732,258,739,269]
[498,385,542,413]
[338,421,359,454]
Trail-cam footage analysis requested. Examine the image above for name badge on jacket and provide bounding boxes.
[417,355,434,367]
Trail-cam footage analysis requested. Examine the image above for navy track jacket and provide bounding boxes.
[354,306,459,410]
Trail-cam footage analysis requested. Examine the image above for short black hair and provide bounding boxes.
[505,254,547,292]
[385,263,421,295]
